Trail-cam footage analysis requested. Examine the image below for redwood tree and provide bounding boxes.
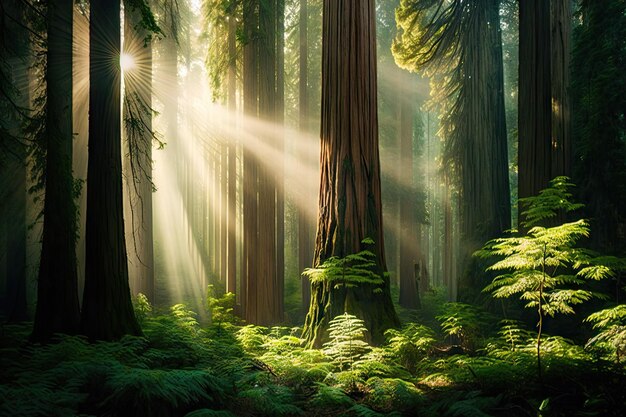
[81,0,141,340]
[303,0,399,346]
[32,0,81,342]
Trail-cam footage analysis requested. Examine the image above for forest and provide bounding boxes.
[1,0,626,416]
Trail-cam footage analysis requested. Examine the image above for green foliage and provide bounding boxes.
[303,240,385,290]
[207,285,241,326]
[585,305,626,362]
[323,313,371,371]
[133,292,153,326]
[477,178,619,378]
[436,303,493,351]
[519,176,584,228]
[102,368,227,416]
[384,323,436,373]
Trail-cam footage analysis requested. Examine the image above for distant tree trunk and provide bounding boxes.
[443,176,454,300]
[123,5,155,302]
[247,0,280,325]
[32,0,80,341]
[550,0,571,179]
[81,0,141,340]
[226,13,237,296]
[241,0,259,318]
[518,0,551,226]
[298,0,312,312]
[303,0,399,347]
[398,76,420,309]
[1,0,28,322]
[276,0,286,319]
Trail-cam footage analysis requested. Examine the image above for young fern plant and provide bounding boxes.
[476,177,612,380]
[302,238,385,292]
[323,312,370,371]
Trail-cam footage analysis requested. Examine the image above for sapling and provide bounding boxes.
[476,177,612,379]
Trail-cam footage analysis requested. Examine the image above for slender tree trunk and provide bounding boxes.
[303,0,399,347]
[32,0,80,341]
[276,0,286,323]
[226,13,237,296]
[518,0,551,226]
[298,0,312,312]
[123,6,155,302]
[550,0,571,179]
[398,77,420,309]
[81,0,141,340]
[241,0,259,319]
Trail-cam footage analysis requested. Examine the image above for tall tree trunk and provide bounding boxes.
[550,0,571,179]
[81,0,141,340]
[1,0,29,322]
[459,0,510,247]
[123,6,155,302]
[298,0,312,312]
[276,0,286,324]
[247,0,280,325]
[303,0,399,347]
[241,0,259,319]
[398,75,420,309]
[518,0,551,226]
[226,13,237,296]
[32,0,80,341]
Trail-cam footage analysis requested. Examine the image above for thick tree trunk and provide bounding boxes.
[518,0,552,226]
[303,0,399,347]
[123,6,155,302]
[1,0,29,323]
[81,0,141,340]
[32,0,80,341]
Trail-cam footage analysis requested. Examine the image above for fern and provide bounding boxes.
[477,178,618,379]
[585,305,626,362]
[323,313,371,371]
[103,368,227,416]
[384,323,436,373]
[302,239,385,289]
[436,303,493,351]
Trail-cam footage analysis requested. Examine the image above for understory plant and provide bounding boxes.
[323,312,370,371]
[476,177,614,379]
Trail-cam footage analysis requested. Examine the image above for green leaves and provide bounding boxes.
[519,176,584,228]
[302,240,385,289]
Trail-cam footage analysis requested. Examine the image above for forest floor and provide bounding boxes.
[1,291,625,417]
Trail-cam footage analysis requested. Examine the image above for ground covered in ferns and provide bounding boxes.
[1,292,625,417]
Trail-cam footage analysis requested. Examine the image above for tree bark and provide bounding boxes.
[518,0,552,226]
[303,0,399,346]
[398,75,420,309]
[1,0,29,323]
[550,0,571,179]
[32,0,81,341]
[81,0,141,340]
[298,0,312,312]
[226,13,237,296]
